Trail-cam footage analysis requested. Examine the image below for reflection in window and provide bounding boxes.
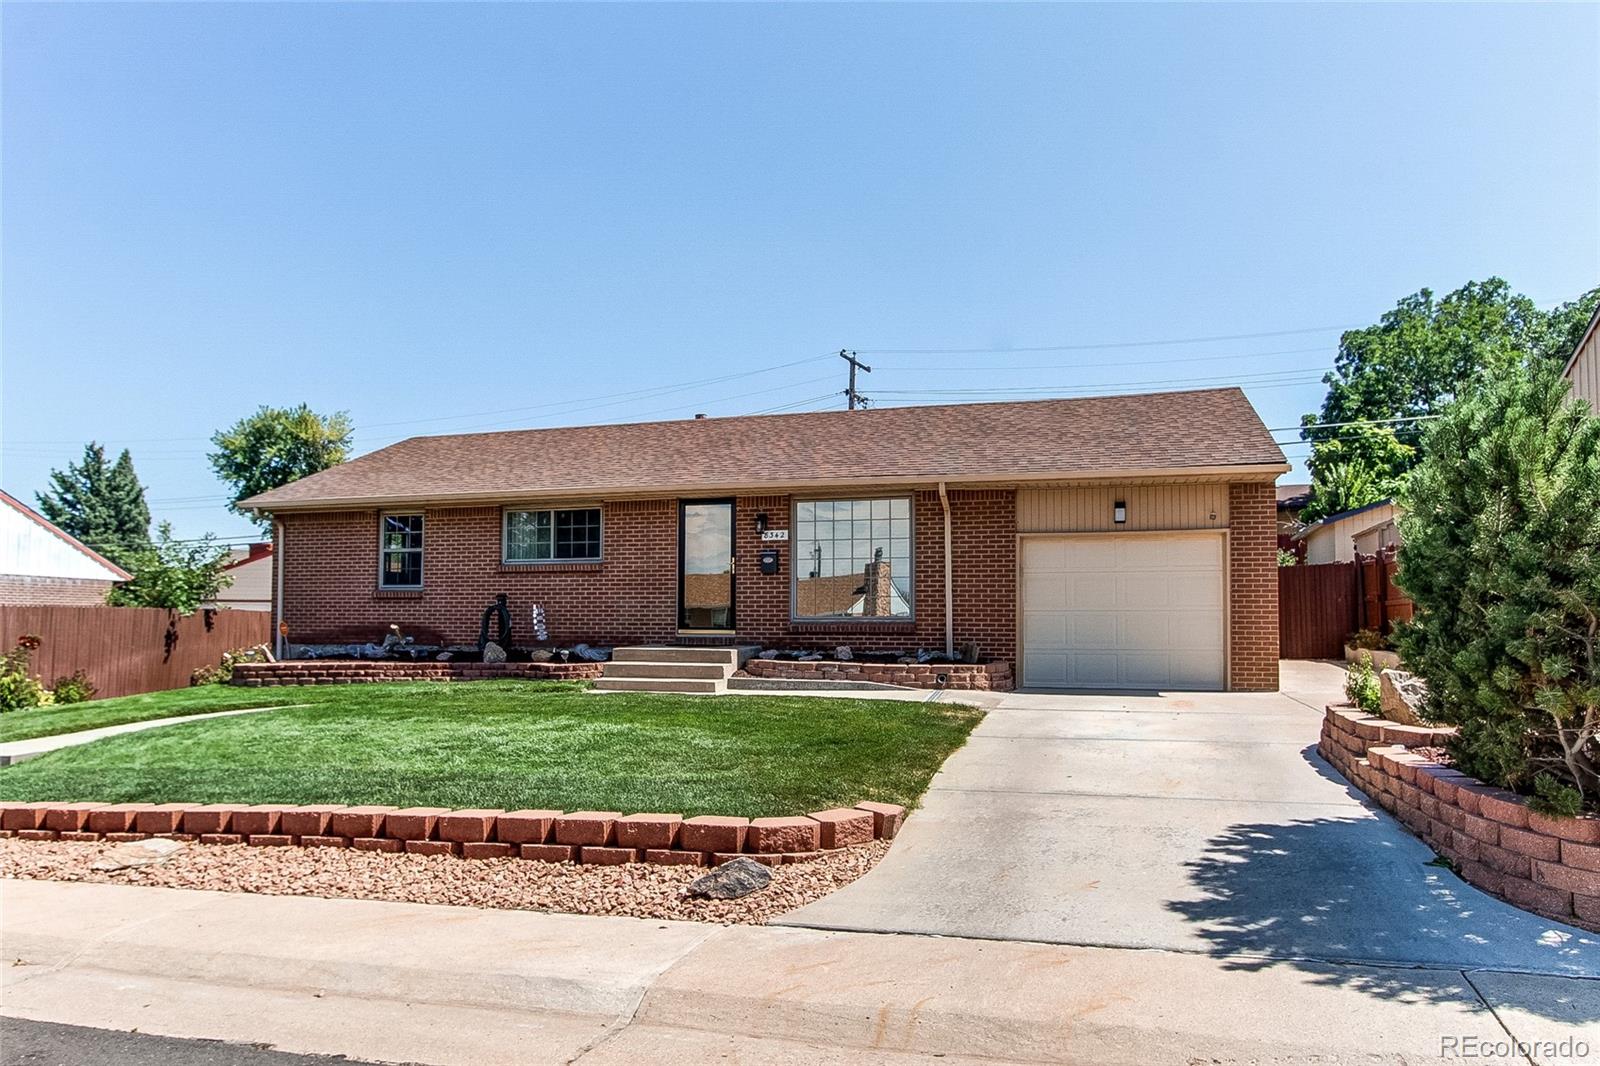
[504,508,602,562]
[380,514,423,588]
[793,498,912,619]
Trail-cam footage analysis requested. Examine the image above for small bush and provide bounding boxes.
[1277,549,1299,567]
[0,635,49,713]
[1531,773,1585,818]
[1347,628,1388,651]
[191,644,272,686]
[1345,654,1382,715]
[48,670,96,705]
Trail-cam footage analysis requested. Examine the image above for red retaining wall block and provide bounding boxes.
[404,840,459,856]
[644,848,705,866]
[520,843,576,863]
[200,833,244,845]
[86,804,155,834]
[438,809,504,844]
[855,801,906,840]
[553,811,621,847]
[809,808,874,850]
[679,815,748,853]
[615,814,681,850]
[105,832,148,842]
[496,809,561,845]
[43,803,104,833]
[352,837,403,853]
[714,851,780,867]
[249,834,294,847]
[580,846,637,865]
[232,805,287,836]
[462,842,513,859]
[281,805,345,837]
[135,804,196,834]
[17,829,57,841]
[2,803,51,831]
[59,831,100,842]
[182,804,246,835]
[329,806,396,839]
[384,807,452,840]
[300,835,350,848]
[746,816,818,854]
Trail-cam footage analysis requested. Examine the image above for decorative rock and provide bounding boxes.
[1380,669,1428,726]
[834,646,853,661]
[958,641,980,664]
[756,649,780,660]
[527,648,554,663]
[684,855,773,899]
[90,837,187,872]
[436,652,454,662]
[573,644,610,662]
[482,642,507,664]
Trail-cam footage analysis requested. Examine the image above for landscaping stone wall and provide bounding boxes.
[741,658,1013,691]
[230,661,603,686]
[1319,704,1600,931]
[0,799,907,868]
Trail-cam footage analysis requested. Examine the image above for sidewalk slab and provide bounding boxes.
[0,704,302,765]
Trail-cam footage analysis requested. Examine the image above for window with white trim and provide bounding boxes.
[379,514,423,588]
[792,497,913,620]
[504,507,602,563]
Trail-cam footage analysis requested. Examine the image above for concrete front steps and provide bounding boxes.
[592,646,758,694]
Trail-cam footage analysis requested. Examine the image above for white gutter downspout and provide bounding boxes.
[273,517,285,661]
[938,482,954,659]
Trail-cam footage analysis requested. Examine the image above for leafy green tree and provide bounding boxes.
[1300,279,1600,523]
[1298,458,1390,524]
[108,523,233,614]
[1394,362,1600,808]
[209,405,353,530]
[35,443,152,567]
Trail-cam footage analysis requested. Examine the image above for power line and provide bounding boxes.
[870,344,1331,372]
[839,350,872,410]
[852,324,1352,356]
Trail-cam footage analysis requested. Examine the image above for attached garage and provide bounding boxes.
[1018,497,1230,691]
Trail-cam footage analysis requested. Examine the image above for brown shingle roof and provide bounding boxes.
[243,388,1286,511]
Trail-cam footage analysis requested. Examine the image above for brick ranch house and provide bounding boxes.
[242,387,1289,692]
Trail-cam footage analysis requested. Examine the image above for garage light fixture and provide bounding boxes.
[755,512,769,533]
[1113,500,1127,525]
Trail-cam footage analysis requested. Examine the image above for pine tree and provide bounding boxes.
[35,443,153,567]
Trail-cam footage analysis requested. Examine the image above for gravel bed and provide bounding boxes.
[0,838,888,924]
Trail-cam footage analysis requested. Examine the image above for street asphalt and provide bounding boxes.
[1,1017,391,1066]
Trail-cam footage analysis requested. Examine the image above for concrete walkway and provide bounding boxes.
[5,879,1594,1065]
[0,705,303,765]
[780,661,1600,977]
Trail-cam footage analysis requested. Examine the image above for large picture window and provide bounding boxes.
[793,497,913,620]
[379,514,423,588]
[504,507,602,562]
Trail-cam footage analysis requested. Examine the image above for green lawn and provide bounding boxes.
[0,681,983,817]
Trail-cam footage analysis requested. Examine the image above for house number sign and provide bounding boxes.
[760,529,789,542]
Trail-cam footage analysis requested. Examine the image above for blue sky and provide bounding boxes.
[4,3,1596,543]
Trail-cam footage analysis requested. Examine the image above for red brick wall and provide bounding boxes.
[277,490,1018,663]
[1228,482,1279,691]
[0,575,115,606]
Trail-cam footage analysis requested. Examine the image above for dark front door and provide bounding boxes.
[679,499,735,631]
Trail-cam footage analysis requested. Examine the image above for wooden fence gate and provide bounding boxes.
[0,605,272,698]
[1278,548,1414,660]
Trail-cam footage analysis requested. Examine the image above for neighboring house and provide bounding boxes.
[242,388,1289,692]
[1294,499,1399,565]
[205,542,274,612]
[0,490,132,605]
[1275,482,1311,532]
[1563,302,1600,411]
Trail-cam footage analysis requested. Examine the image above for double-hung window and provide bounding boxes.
[792,497,913,620]
[504,507,602,563]
[379,514,424,588]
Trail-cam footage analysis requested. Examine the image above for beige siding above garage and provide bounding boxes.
[1566,319,1600,412]
[1017,484,1229,533]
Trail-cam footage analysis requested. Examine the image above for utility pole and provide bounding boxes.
[840,349,872,410]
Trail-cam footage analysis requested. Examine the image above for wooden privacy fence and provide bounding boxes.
[0,605,272,698]
[1278,548,1414,660]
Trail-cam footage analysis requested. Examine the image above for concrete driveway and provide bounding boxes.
[781,661,1600,977]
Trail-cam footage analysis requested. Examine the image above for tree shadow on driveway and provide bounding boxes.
[1163,746,1600,1020]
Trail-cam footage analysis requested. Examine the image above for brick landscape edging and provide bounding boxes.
[0,799,906,868]
[230,661,604,686]
[741,658,1013,691]
[1318,704,1600,931]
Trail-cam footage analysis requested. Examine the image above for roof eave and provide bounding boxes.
[244,462,1292,513]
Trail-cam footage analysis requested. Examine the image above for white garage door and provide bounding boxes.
[1021,534,1226,691]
